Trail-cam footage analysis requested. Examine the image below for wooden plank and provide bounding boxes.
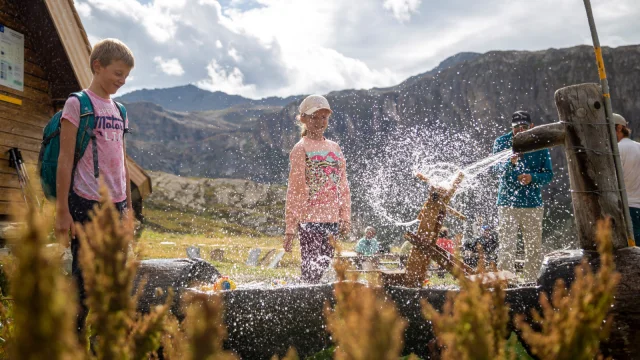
[24,61,47,79]
[0,161,36,176]
[0,188,24,202]
[0,83,52,105]
[0,145,39,164]
[24,74,50,93]
[0,90,54,116]
[0,0,21,17]
[0,101,50,126]
[0,131,42,152]
[0,111,48,129]
[0,200,29,216]
[0,10,27,34]
[0,118,43,140]
[0,173,20,189]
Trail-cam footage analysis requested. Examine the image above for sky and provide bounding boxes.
[75,0,640,99]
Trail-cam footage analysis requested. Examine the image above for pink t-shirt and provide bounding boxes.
[61,89,128,202]
[285,137,351,234]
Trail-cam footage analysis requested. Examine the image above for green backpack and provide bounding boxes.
[38,91,127,200]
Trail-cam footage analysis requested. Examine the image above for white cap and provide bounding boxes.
[299,95,331,115]
[612,113,628,126]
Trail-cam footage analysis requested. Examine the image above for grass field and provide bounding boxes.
[136,229,304,283]
[136,206,460,286]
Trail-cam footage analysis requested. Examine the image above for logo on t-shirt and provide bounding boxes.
[95,114,125,142]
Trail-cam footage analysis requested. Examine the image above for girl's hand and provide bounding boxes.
[283,234,296,252]
[339,221,351,236]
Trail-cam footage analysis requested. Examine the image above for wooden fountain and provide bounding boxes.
[381,171,474,288]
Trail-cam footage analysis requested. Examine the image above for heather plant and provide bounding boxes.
[0,261,14,358]
[324,251,408,360]
[270,347,299,360]
[422,258,512,360]
[515,218,620,360]
[156,315,189,360]
[181,292,238,360]
[8,203,82,359]
[0,295,13,358]
[76,186,171,359]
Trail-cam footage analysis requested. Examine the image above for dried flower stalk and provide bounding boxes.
[325,257,407,360]
[515,218,620,360]
[422,254,512,360]
[9,203,82,359]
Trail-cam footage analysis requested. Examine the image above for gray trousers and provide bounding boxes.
[497,206,544,282]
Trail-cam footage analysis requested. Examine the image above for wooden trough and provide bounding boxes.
[135,83,640,359]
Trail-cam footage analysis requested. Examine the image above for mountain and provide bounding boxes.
[145,171,286,236]
[124,44,640,246]
[116,84,302,112]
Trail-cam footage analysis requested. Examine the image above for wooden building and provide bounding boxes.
[0,0,151,220]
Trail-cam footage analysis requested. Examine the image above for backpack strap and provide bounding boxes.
[114,101,130,135]
[70,91,100,179]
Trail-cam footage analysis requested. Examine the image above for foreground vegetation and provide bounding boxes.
[0,190,621,359]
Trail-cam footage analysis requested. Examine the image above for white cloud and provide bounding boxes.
[228,47,242,62]
[76,0,640,99]
[76,2,92,18]
[153,57,185,76]
[383,0,421,22]
[198,59,257,96]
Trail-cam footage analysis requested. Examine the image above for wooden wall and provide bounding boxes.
[0,0,55,216]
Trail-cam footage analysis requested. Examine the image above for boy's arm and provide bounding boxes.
[123,139,132,212]
[56,120,78,243]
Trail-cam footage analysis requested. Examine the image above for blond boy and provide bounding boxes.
[55,38,134,333]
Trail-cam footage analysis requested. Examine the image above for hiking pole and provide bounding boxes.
[8,148,41,209]
[583,0,635,246]
[8,148,29,206]
[17,149,41,208]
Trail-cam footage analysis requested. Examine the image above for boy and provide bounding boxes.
[355,226,380,256]
[54,38,134,333]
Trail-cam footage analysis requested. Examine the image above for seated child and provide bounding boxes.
[436,227,455,254]
[355,226,380,256]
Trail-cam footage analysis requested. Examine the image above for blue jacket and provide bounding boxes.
[493,132,553,208]
[355,237,380,256]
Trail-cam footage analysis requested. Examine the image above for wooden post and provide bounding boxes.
[554,84,628,250]
[513,83,629,250]
[382,172,473,287]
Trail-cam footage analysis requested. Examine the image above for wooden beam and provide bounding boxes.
[513,122,566,153]
[43,0,92,89]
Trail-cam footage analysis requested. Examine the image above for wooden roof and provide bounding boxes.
[44,0,152,198]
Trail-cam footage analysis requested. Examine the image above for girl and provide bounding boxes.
[284,95,351,283]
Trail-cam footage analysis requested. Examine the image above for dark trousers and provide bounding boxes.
[298,223,339,283]
[69,190,127,334]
